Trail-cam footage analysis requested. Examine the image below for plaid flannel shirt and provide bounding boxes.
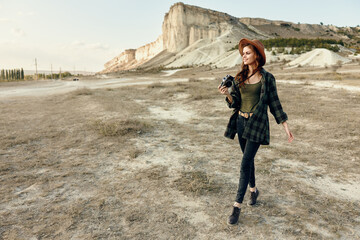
[224,68,288,145]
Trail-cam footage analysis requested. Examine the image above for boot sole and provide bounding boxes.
[227,220,239,226]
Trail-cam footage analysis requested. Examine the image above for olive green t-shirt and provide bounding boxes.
[240,79,262,113]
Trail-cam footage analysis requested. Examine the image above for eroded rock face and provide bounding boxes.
[135,36,164,62]
[102,2,237,72]
[104,49,136,72]
[162,3,233,52]
[101,2,357,73]
[103,36,164,73]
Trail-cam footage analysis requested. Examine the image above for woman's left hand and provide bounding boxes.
[286,131,294,143]
[282,121,294,143]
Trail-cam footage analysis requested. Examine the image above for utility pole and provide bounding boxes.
[35,58,38,80]
[51,64,53,80]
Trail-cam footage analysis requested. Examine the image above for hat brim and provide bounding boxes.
[238,38,266,66]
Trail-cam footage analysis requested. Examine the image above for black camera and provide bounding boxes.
[220,75,234,88]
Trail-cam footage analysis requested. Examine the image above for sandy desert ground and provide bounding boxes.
[1,64,360,239]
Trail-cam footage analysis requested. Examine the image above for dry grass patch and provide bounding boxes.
[173,170,221,195]
[147,82,166,88]
[126,147,144,159]
[135,165,169,181]
[187,80,218,101]
[91,118,152,137]
[72,87,93,96]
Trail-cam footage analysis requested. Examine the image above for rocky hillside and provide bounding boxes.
[102,2,360,73]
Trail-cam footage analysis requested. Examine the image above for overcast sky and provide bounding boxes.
[0,0,359,72]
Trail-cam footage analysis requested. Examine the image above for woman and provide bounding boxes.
[218,38,294,225]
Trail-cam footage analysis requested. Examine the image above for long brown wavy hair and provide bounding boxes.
[235,44,264,88]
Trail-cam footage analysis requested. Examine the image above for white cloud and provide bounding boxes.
[17,11,35,16]
[0,18,10,23]
[11,28,26,37]
[86,43,110,50]
[70,40,84,47]
[64,41,109,51]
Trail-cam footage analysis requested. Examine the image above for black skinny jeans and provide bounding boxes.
[235,115,261,204]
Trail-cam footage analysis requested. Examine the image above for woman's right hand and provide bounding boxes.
[218,85,229,96]
[218,85,233,103]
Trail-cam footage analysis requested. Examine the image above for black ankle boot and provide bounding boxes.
[247,189,259,206]
[228,206,241,225]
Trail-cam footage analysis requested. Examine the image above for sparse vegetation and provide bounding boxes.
[147,82,166,88]
[232,38,344,55]
[1,68,360,239]
[173,170,221,195]
[280,23,291,28]
[92,118,152,137]
[0,68,24,82]
[72,87,93,96]
[262,38,343,54]
[135,65,166,73]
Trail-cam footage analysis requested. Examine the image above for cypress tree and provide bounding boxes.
[0,69,4,80]
[21,68,24,79]
[6,70,8,80]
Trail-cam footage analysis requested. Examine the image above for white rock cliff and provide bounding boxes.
[103,2,245,72]
[102,2,354,73]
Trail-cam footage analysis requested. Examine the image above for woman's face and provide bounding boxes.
[242,46,257,66]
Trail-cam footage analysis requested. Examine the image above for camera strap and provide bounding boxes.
[236,69,260,87]
[245,69,260,81]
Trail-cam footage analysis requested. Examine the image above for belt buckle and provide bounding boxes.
[239,111,249,118]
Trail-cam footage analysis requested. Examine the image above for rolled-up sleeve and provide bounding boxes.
[226,88,240,109]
